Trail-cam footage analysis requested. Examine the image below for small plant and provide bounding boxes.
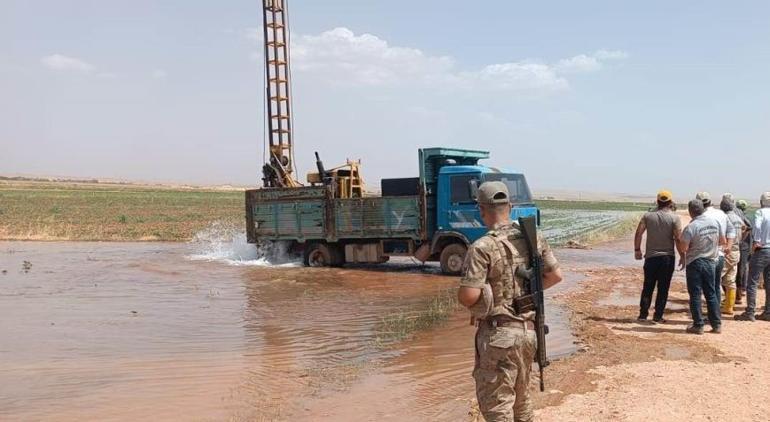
[22,260,32,273]
[374,288,459,346]
[117,214,128,224]
[50,205,62,214]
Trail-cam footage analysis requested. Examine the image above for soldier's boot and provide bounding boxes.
[721,289,736,315]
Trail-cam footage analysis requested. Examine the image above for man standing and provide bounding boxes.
[736,199,753,304]
[736,192,770,322]
[697,192,736,307]
[678,199,722,334]
[634,190,682,323]
[458,181,563,422]
[720,195,746,315]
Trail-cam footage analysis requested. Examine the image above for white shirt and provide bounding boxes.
[703,206,736,257]
[753,208,770,248]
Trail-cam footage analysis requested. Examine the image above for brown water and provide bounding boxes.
[0,236,617,421]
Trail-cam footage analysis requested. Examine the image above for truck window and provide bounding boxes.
[485,173,533,204]
[450,175,479,204]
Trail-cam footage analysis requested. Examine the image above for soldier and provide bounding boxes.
[458,181,563,422]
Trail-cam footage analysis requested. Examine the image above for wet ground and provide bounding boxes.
[0,236,633,421]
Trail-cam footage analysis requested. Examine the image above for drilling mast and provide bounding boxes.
[261,0,299,188]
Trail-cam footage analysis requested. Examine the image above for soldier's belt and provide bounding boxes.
[483,318,532,330]
[512,294,536,314]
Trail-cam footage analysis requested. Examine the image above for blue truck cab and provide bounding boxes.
[417,148,539,274]
[437,166,538,239]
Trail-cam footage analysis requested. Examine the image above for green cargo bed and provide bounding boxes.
[245,187,424,243]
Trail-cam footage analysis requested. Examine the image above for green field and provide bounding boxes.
[0,181,243,241]
[0,181,642,242]
[535,199,652,212]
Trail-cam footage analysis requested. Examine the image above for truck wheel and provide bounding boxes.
[440,243,467,276]
[304,243,333,267]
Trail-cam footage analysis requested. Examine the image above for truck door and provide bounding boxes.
[438,173,487,241]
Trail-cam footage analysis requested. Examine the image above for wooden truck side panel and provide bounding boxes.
[333,197,422,240]
[246,187,327,242]
[245,187,424,243]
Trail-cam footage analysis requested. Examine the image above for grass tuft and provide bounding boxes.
[374,288,459,347]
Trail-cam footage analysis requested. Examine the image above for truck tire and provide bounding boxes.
[304,243,333,267]
[440,243,467,276]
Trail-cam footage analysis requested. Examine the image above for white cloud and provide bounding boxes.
[247,27,627,94]
[556,54,602,73]
[152,69,168,79]
[41,54,94,73]
[556,50,629,73]
[466,62,568,92]
[291,27,455,86]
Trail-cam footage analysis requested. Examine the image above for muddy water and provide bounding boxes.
[0,237,621,421]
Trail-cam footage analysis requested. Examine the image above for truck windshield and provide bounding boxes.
[484,173,533,204]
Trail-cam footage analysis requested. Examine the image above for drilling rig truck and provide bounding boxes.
[245,0,539,275]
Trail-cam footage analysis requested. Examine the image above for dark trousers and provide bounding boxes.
[686,258,721,328]
[713,255,725,304]
[746,248,770,314]
[639,255,675,320]
[737,249,750,290]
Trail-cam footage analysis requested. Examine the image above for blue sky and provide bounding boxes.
[2,1,769,200]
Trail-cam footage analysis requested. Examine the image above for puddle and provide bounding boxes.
[0,237,620,421]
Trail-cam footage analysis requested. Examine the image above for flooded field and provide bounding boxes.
[0,231,632,421]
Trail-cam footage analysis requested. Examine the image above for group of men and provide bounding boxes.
[635,190,770,334]
[455,181,770,421]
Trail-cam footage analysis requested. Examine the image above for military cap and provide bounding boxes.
[476,181,510,205]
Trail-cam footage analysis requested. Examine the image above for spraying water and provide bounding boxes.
[187,222,300,267]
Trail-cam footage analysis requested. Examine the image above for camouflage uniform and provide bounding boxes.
[461,223,559,422]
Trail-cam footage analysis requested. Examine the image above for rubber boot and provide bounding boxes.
[721,288,736,315]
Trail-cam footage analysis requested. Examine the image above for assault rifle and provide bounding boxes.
[517,216,549,392]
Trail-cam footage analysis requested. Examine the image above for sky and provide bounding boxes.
[2,1,769,200]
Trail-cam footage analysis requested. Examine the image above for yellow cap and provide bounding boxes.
[657,190,673,202]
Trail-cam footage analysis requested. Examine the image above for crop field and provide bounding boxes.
[539,209,642,246]
[0,181,644,243]
[0,181,243,241]
[536,199,651,212]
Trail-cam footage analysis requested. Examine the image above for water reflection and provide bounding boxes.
[0,241,589,421]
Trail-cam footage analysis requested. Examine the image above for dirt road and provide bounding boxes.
[536,241,770,421]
